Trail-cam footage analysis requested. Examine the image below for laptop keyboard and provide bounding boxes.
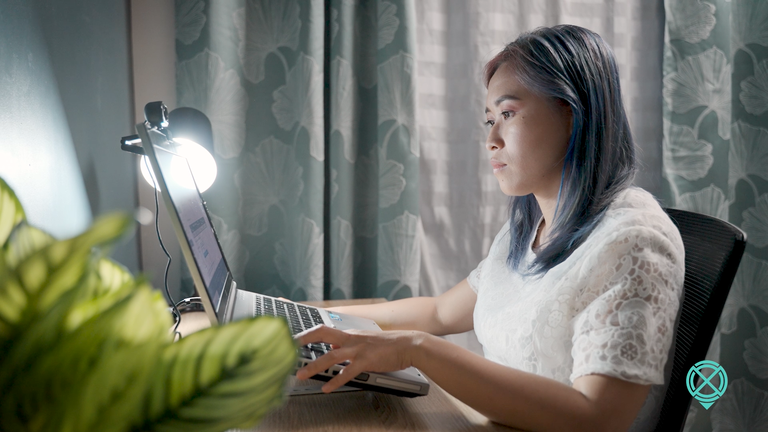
[254,296,332,360]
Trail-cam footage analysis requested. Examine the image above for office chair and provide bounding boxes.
[653,208,747,432]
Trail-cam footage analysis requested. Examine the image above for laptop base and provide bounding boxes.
[287,377,362,396]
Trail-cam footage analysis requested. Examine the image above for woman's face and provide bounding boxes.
[484,62,573,198]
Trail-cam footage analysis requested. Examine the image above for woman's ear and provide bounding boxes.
[557,99,574,133]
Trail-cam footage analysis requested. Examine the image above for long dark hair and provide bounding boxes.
[484,25,636,276]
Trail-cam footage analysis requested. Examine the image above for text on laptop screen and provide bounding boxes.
[153,145,228,310]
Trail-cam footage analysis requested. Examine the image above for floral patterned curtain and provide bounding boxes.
[662,0,768,429]
[174,0,419,302]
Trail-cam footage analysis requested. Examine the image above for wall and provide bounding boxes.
[0,0,138,271]
[130,0,184,301]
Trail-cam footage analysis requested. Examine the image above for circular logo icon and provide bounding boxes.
[687,360,728,410]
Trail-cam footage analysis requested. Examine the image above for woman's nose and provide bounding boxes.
[485,125,504,151]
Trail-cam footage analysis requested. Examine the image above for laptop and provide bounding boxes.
[136,120,430,398]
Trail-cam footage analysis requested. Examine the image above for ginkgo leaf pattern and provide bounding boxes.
[354,148,379,238]
[331,217,354,299]
[354,147,407,236]
[273,216,324,301]
[377,211,420,292]
[234,0,301,83]
[210,214,250,285]
[261,285,287,300]
[740,59,768,115]
[379,153,406,208]
[205,1,244,61]
[744,327,768,379]
[331,7,339,43]
[683,404,699,432]
[354,20,377,89]
[378,52,419,156]
[175,0,207,45]
[663,47,731,139]
[331,168,339,200]
[664,2,768,430]
[706,324,722,363]
[711,379,768,431]
[667,0,716,44]
[677,184,730,220]
[732,0,768,50]
[378,1,400,49]
[729,121,768,195]
[720,254,768,334]
[272,54,325,161]
[742,194,768,248]
[177,49,248,159]
[236,137,304,236]
[353,0,400,88]
[176,0,418,306]
[663,123,714,181]
[330,57,357,163]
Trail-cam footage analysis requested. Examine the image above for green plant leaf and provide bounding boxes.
[7,213,133,327]
[139,317,297,432]
[0,213,135,369]
[0,283,172,431]
[0,224,56,335]
[0,177,26,248]
[53,287,171,432]
[62,258,140,330]
[0,260,23,339]
[0,184,297,432]
[4,223,54,267]
[97,257,134,293]
[0,212,142,426]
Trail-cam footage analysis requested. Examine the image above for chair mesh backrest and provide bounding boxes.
[654,209,746,432]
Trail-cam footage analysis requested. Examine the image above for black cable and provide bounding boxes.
[144,156,182,340]
[175,297,203,313]
[174,296,202,308]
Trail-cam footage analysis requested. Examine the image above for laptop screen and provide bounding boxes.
[152,144,229,311]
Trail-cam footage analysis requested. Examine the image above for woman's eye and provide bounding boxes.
[501,111,512,119]
[485,119,495,127]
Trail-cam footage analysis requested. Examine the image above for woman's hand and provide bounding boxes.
[294,325,426,393]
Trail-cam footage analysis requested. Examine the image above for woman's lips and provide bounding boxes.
[490,160,507,172]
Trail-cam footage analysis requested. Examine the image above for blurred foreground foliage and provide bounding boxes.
[0,177,296,432]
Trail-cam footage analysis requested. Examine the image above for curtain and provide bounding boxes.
[662,0,768,430]
[173,0,420,302]
[415,0,666,351]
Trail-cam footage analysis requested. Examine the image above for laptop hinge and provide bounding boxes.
[222,281,237,323]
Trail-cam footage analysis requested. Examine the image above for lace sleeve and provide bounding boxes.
[570,224,685,385]
[467,258,486,293]
[467,222,510,294]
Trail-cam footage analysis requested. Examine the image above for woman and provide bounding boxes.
[296,25,684,432]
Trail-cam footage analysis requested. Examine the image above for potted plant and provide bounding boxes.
[0,177,296,431]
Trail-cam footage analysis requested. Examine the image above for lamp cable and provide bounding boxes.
[143,156,182,340]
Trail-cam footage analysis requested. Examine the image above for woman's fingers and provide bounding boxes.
[294,326,418,392]
[321,362,367,393]
[295,324,349,346]
[296,347,350,380]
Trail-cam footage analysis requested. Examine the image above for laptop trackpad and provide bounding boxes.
[327,312,383,332]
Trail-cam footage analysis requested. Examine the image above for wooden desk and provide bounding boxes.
[177,299,514,431]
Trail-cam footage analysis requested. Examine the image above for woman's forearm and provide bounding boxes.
[327,297,445,333]
[410,333,640,432]
[295,324,646,431]
[327,279,476,336]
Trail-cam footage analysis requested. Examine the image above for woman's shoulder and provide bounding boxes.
[590,187,684,254]
[604,187,674,228]
[575,187,686,293]
[608,186,662,213]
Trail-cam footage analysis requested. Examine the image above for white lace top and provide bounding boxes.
[467,187,685,431]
